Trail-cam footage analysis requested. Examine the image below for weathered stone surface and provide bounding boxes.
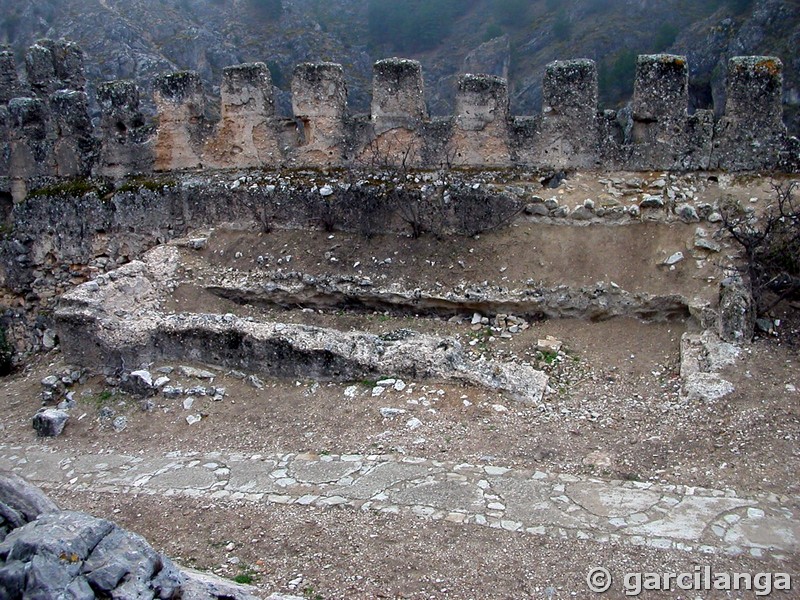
[32,408,69,437]
[54,247,548,403]
[206,62,280,169]
[710,56,787,171]
[538,59,599,169]
[3,38,799,188]
[0,476,263,600]
[628,54,711,170]
[0,50,24,104]
[291,62,347,164]
[96,79,153,176]
[371,58,427,134]
[682,372,735,402]
[450,74,511,166]
[0,471,59,542]
[718,275,754,342]
[0,510,182,599]
[153,71,205,170]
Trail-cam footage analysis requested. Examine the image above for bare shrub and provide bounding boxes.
[449,187,523,237]
[720,181,799,314]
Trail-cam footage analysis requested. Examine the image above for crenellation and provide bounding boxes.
[50,90,96,177]
[6,97,54,195]
[633,54,688,123]
[221,63,275,118]
[724,56,783,127]
[96,80,153,177]
[203,63,282,169]
[629,54,699,170]
[539,59,600,168]
[24,39,85,96]
[450,74,511,166]
[2,38,797,184]
[0,49,24,105]
[371,58,427,134]
[24,44,56,96]
[153,71,205,171]
[711,56,787,171]
[291,62,348,165]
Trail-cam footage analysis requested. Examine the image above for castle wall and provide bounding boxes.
[0,40,797,190]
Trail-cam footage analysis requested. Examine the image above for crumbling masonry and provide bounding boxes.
[1,40,798,201]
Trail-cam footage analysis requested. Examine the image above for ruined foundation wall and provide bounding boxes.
[1,41,798,201]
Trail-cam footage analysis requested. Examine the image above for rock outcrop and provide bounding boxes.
[0,472,268,600]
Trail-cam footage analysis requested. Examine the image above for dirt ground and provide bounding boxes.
[1,171,799,598]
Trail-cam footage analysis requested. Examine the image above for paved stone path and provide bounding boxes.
[1,444,797,561]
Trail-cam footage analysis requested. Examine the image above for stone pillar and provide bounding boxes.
[627,54,707,170]
[364,58,427,167]
[222,63,274,120]
[371,58,426,134]
[0,48,23,104]
[25,40,86,96]
[449,74,510,166]
[153,71,205,171]
[633,54,688,124]
[711,56,786,171]
[291,62,347,165]
[7,97,53,198]
[97,80,152,176]
[207,63,279,168]
[50,90,96,177]
[25,43,56,96]
[538,59,599,168]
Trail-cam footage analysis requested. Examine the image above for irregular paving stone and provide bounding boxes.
[623,495,751,541]
[567,482,662,518]
[226,463,280,493]
[390,481,485,512]
[329,462,435,500]
[290,460,360,485]
[148,467,218,491]
[491,478,587,529]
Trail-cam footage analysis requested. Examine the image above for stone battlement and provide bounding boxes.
[1,40,798,199]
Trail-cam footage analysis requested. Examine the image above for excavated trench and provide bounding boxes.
[204,278,693,323]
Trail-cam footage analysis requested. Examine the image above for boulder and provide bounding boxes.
[0,472,60,542]
[32,408,69,437]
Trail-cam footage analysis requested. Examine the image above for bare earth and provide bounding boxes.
[1,171,799,599]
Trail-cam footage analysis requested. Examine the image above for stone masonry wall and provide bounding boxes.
[0,41,798,203]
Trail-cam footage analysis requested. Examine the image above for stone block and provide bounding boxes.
[221,62,274,118]
[291,62,346,120]
[371,58,427,134]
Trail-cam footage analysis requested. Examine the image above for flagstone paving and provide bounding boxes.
[1,444,797,561]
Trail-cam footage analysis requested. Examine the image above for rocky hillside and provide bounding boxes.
[0,0,797,133]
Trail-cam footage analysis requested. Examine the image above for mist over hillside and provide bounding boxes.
[0,0,797,134]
